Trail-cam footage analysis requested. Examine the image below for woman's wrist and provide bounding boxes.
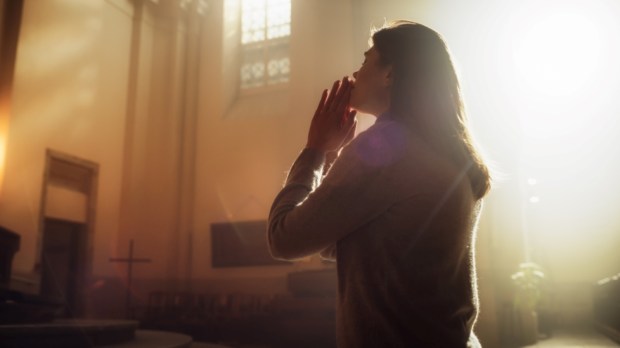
[304,144,329,154]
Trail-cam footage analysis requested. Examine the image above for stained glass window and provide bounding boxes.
[240,0,291,89]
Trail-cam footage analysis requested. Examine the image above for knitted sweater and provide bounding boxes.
[268,118,482,347]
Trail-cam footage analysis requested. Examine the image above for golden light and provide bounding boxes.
[434,0,620,281]
[512,11,602,98]
[0,135,5,189]
[506,0,620,141]
[0,109,8,197]
[502,0,620,262]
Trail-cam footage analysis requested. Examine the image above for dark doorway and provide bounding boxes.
[40,218,87,317]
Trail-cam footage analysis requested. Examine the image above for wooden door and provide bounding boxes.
[40,218,86,317]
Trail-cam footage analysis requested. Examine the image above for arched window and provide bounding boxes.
[240,0,291,89]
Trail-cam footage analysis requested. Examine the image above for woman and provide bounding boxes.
[268,20,490,347]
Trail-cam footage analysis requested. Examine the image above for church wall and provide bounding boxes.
[113,3,156,282]
[0,0,205,314]
[0,0,132,283]
[117,3,187,281]
[109,0,207,288]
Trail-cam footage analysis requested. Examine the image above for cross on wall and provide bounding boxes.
[109,239,151,319]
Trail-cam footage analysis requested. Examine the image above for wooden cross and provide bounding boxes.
[109,239,151,318]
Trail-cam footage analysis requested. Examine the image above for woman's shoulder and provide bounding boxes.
[333,120,472,200]
[350,120,446,169]
[346,119,417,168]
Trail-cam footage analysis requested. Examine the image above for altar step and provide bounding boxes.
[0,319,199,348]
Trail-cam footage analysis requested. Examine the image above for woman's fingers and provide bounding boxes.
[313,89,328,119]
[324,80,341,111]
[332,78,352,113]
[347,109,357,123]
[326,77,352,112]
[338,81,352,113]
[334,78,348,106]
[307,77,356,152]
[344,109,357,131]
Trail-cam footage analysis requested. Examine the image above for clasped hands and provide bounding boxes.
[306,77,357,155]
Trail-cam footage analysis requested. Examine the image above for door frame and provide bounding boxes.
[37,149,98,317]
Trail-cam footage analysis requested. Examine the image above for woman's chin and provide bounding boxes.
[350,103,376,117]
[349,98,364,113]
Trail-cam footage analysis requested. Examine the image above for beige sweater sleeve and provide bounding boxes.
[267,133,409,261]
[267,147,329,261]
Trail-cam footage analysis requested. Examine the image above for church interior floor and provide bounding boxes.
[189,325,620,348]
[523,326,619,347]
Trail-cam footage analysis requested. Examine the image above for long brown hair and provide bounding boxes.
[372,20,491,199]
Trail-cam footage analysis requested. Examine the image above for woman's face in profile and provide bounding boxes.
[351,46,392,117]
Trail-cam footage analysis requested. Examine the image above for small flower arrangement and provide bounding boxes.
[511,262,545,310]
